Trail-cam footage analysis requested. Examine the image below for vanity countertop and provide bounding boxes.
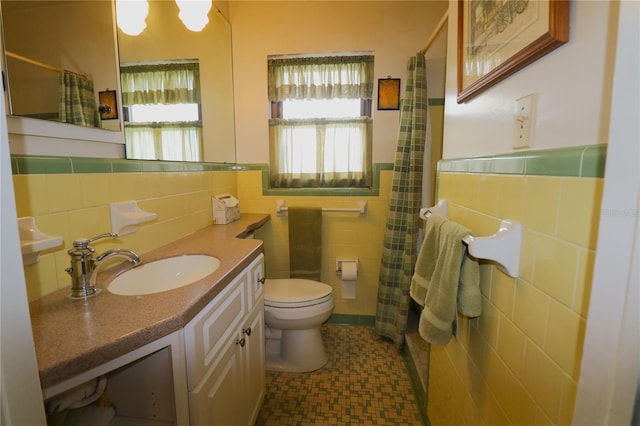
[29,214,270,390]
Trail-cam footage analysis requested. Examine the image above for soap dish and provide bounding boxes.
[110,201,157,236]
[18,217,63,265]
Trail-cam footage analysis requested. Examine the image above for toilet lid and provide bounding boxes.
[264,279,332,307]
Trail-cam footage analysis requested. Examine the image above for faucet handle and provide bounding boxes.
[72,232,119,250]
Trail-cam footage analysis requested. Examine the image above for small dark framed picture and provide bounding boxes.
[377,78,400,110]
[98,90,118,120]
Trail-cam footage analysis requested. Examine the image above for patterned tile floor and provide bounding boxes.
[255,325,424,426]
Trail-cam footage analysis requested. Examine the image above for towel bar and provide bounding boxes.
[276,200,367,217]
[421,200,522,278]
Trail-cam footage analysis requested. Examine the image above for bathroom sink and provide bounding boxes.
[107,254,220,296]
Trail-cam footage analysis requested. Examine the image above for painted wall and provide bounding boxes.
[425,1,618,424]
[442,1,616,158]
[230,0,448,165]
[12,159,237,301]
[228,1,448,316]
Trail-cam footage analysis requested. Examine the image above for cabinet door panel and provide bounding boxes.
[184,273,247,388]
[189,337,242,426]
[247,254,265,311]
[244,301,266,426]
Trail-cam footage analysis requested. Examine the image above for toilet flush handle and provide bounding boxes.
[257,276,265,284]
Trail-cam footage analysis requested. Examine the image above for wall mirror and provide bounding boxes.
[0,0,121,134]
[1,0,236,163]
[117,0,236,163]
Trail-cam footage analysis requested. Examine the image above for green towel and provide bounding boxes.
[410,214,446,305]
[288,206,322,280]
[410,215,480,345]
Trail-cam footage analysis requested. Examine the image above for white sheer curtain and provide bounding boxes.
[268,54,373,188]
[125,124,201,162]
[269,117,372,188]
[121,62,202,162]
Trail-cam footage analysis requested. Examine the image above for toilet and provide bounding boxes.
[263,278,334,372]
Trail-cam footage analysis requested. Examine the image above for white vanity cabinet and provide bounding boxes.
[184,254,266,426]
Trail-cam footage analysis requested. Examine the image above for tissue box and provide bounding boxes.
[212,193,240,224]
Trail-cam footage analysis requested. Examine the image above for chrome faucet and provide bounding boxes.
[66,232,141,299]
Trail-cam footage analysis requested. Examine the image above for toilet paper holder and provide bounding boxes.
[336,259,358,274]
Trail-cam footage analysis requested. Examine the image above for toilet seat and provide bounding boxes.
[264,279,333,308]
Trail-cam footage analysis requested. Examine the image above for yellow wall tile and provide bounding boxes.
[522,176,561,235]
[502,372,537,426]
[490,270,515,318]
[558,177,603,249]
[431,171,599,425]
[533,234,579,307]
[469,174,499,216]
[524,340,563,420]
[545,301,586,379]
[79,174,113,207]
[13,175,49,217]
[558,373,578,425]
[477,296,499,349]
[574,248,595,316]
[23,254,59,301]
[497,175,525,223]
[513,279,549,347]
[16,169,234,298]
[496,318,526,379]
[46,174,83,213]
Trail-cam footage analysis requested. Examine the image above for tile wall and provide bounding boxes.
[237,168,393,318]
[426,145,605,425]
[11,156,237,301]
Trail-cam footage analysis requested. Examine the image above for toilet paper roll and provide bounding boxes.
[341,261,358,280]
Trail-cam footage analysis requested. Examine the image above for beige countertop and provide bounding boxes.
[29,214,270,390]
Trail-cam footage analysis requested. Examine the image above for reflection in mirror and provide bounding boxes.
[121,60,203,161]
[0,0,121,132]
[117,0,236,163]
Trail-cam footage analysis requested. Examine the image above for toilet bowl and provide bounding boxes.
[264,278,334,372]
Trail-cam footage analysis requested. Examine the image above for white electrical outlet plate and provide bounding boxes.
[513,93,535,149]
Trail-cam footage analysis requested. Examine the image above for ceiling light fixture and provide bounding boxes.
[175,0,213,32]
[116,0,149,36]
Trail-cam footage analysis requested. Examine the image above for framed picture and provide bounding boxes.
[377,78,400,110]
[457,0,569,103]
[98,89,118,120]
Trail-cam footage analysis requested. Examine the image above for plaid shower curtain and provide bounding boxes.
[375,53,429,349]
[59,71,98,127]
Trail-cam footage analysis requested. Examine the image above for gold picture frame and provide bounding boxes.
[457,0,569,103]
[98,89,118,120]
[377,78,401,110]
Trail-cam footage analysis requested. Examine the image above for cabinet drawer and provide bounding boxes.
[247,254,264,311]
[184,272,247,388]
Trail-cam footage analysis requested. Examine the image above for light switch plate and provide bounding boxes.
[514,93,535,149]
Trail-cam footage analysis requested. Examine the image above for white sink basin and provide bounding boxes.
[107,254,220,296]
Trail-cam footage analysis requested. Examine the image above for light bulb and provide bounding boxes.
[116,0,149,36]
[175,0,213,32]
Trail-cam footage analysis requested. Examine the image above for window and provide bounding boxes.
[120,61,202,162]
[268,54,374,188]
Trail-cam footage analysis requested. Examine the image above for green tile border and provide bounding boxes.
[404,350,429,426]
[439,144,607,178]
[10,155,248,175]
[326,314,375,326]
[10,154,392,198]
[428,98,445,107]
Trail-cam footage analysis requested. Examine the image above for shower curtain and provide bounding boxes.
[375,53,429,349]
[59,71,98,127]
